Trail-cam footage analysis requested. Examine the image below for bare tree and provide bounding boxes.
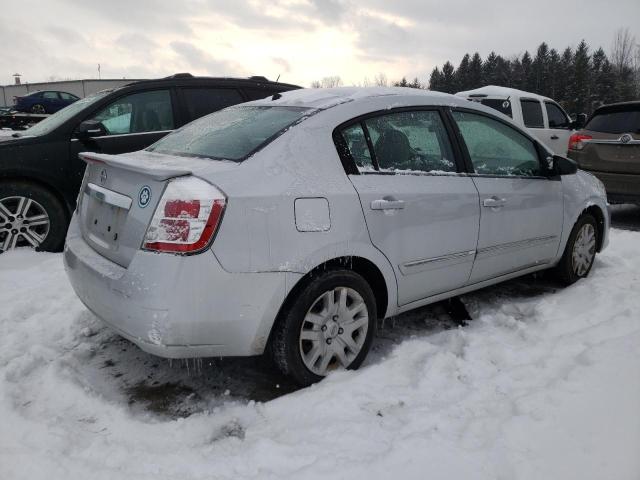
[310,76,343,88]
[373,72,388,87]
[611,27,636,72]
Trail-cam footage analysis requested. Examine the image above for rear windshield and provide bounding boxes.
[147,105,311,161]
[586,108,640,134]
[480,98,513,118]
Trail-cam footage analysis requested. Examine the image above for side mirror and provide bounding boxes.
[74,120,105,140]
[570,113,587,130]
[549,155,578,176]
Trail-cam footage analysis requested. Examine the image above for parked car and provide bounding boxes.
[0,74,300,252]
[567,101,640,204]
[456,86,585,156]
[64,87,609,386]
[13,90,80,114]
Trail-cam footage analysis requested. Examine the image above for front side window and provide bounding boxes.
[545,102,570,129]
[453,111,541,177]
[147,105,310,161]
[339,110,456,174]
[181,88,244,121]
[521,99,544,128]
[43,91,59,100]
[88,90,174,135]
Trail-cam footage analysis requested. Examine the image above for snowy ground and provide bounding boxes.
[0,128,16,137]
[1,209,639,480]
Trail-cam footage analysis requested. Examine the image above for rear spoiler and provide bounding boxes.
[80,152,192,181]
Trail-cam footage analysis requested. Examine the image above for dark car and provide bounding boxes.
[13,90,80,114]
[568,101,640,204]
[0,74,300,252]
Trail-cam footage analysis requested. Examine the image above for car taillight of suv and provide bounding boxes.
[568,133,592,151]
[143,177,226,253]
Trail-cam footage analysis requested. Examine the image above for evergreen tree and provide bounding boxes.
[456,53,472,91]
[520,51,534,91]
[469,52,483,88]
[591,47,615,108]
[441,61,457,93]
[394,77,410,87]
[547,48,561,99]
[494,56,512,87]
[429,67,443,91]
[532,42,550,95]
[568,40,591,115]
[483,51,499,85]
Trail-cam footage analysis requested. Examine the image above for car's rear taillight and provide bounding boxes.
[142,177,226,254]
[568,133,592,151]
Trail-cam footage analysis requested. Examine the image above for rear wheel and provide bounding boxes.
[0,182,68,253]
[30,104,46,114]
[271,270,377,386]
[554,214,598,285]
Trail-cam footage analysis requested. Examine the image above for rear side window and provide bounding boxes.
[545,102,570,129]
[520,99,544,128]
[480,98,513,118]
[43,91,59,100]
[586,109,640,134]
[339,110,457,174]
[181,88,244,121]
[148,105,310,161]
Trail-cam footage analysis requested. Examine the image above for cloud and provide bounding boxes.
[271,57,291,74]
[169,41,246,76]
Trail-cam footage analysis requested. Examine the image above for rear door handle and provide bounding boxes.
[371,197,405,210]
[550,135,559,140]
[482,197,507,208]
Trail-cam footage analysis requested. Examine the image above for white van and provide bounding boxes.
[456,86,583,155]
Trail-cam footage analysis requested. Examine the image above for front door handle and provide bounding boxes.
[482,197,507,208]
[371,197,405,210]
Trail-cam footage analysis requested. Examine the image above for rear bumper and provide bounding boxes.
[64,215,296,358]
[581,169,640,203]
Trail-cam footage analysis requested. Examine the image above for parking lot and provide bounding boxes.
[1,205,638,479]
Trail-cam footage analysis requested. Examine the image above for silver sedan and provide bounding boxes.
[64,87,609,386]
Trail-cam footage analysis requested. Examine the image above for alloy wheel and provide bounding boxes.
[571,223,596,277]
[31,104,46,114]
[0,196,50,252]
[299,286,369,376]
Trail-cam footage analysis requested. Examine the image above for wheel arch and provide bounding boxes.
[0,174,73,219]
[582,204,606,252]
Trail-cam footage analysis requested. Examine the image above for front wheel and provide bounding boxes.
[30,104,46,114]
[271,270,377,386]
[554,214,598,285]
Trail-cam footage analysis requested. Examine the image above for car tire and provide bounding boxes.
[0,181,68,253]
[30,104,46,114]
[553,214,598,286]
[271,269,377,386]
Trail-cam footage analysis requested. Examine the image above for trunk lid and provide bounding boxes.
[77,151,236,267]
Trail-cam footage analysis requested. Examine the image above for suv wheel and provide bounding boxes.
[554,214,598,285]
[271,270,377,386]
[0,182,68,253]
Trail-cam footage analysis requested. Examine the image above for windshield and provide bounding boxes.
[147,105,312,161]
[19,90,111,137]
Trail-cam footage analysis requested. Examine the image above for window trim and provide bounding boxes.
[332,106,467,176]
[446,106,554,180]
[520,98,545,129]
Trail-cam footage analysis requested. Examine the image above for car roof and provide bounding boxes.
[119,74,300,91]
[249,86,469,110]
[593,101,640,114]
[456,85,555,103]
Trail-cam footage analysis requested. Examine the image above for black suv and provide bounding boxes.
[0,74,300,252]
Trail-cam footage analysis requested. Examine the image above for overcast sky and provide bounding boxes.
[1,0,639,87]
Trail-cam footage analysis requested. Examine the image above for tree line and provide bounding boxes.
[311,29,639,116]
[427,29,639,115]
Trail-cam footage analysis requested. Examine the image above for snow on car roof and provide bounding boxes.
[456,85,553,102]
[251,86,465,110]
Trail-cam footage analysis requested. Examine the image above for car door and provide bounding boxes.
[450,109,563,283]
[544,101,572,155]
[338,109,480,306]
[69,88,176,164]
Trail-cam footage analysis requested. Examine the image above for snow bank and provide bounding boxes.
[1,230,639,480]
